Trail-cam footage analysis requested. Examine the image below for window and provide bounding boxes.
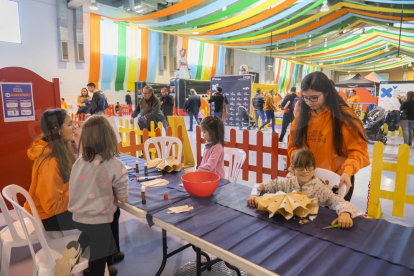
[0,0,21,43]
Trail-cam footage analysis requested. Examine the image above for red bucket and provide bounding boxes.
[181,171,220,197]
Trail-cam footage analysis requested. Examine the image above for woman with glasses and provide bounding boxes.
[288,72,370,201]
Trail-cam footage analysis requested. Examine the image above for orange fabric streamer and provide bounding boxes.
[275,59,282,84]
[182,37,189,57]
[139,28,149,82]
[198,0,296,36]
[88,13,101,88]
[108,0,206,22]
[210,45,219,77]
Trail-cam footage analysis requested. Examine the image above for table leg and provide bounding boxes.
[155,229,168,276]
[196,247,201,276]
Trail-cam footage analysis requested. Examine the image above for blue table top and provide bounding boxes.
[119,155,414,276]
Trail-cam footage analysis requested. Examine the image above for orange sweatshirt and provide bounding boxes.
[347,95,361,111]
[24,139,69,220]
[288,105,370,176]
[264,93,277,111]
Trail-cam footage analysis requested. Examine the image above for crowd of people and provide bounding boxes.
[28,71,414,276]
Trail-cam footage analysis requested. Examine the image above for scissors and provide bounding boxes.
[322,223,339,230]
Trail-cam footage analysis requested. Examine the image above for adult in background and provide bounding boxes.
[209,86,229,119]
[130,86,165,128]
[252,88,265,129]
[77,88,91,114]
[400,91,414,146]
[259,89,277,132]
[186,89,201,131]
[160,87,174,119]
[87,83,106,115]
[347,89,361,111]
[288,71,370,201]
[279,87,299,142]
[125,90,132,105]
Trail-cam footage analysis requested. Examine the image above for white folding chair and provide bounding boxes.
[144,137,183,161]
[314,168,347,198]
[2,185,91,276]
[224,148,246,183]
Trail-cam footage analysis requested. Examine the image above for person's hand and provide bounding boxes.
[331,212,353,228]
[247,195,258,208]
[130,117,134,124]
[396,95,401,100]
[339,173,352,196]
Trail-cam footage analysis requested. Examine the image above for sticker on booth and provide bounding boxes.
[1,82,35,122]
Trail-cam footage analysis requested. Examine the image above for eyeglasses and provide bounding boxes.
[302,93,323,102]
[293,166,315,172]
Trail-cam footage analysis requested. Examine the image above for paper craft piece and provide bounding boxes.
[125,165,133,170]
[167,205,194,214]
[255,191,319,220]
[141,179,169,188]
[178,183,184,187]
[147,157,183,173]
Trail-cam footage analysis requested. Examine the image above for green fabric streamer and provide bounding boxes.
[156,0,260,31]
[115,23,127,91]
[195,42,205,80]
[213,0,325,43]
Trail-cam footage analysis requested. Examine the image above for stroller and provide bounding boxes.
[363,106,387,144]
[238,106,255,130]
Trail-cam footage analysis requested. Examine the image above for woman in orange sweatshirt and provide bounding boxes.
[259,89,277,132]
[25,109,78,230]
[288,72,370,201]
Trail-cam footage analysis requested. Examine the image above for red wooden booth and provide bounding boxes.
[0,67,60,200]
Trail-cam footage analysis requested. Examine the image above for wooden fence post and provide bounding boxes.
[256,130,263,183]
[368,142,384,218]
[242,130,249,181]
[393,144,410,217]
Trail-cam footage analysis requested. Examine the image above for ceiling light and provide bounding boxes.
[222,6,227,11]
[408,62,412,67]
[319,62,324,65]
[384,44,389,52]
[348,71,351,73]
[320,1,329,12]
[291,56,296,59]
[268,64,273,68]
[360,28,366,37]
[90,0,98,10]
[193,32,199,35]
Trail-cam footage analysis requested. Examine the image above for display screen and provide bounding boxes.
[0,0,21,44]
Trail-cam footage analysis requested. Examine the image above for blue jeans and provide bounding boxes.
[213,111,222,119]
[188,112,199,130]
[254,110,264,128]
[259,110,275,132]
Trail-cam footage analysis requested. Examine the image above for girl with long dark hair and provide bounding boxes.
[288,72,370,201]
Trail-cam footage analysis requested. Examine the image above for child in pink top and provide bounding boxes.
[197,116,226,178]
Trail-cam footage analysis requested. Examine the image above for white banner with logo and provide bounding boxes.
[378,81,414,111]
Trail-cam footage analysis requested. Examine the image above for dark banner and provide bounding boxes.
[210,75,253,126]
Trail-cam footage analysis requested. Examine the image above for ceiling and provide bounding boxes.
[83,0,414,72]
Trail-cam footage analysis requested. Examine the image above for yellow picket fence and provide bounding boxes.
[118,118,162,147]
[368,142,414,218]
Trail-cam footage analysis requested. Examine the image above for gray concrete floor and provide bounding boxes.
[3,116,413,276]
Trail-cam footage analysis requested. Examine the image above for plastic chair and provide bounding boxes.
[314,168,346,198]
[2,185,91,276]
[224,148,246,183]
[144,137,183,161]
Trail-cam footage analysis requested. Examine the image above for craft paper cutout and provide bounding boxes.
[255,191,319,220]
[141,179,169,188]
[147,157,183,173]
[168,205,194,214]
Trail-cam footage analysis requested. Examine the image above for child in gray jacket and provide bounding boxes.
[66,115,129,276]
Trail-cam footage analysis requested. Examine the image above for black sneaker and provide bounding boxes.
[113,251,125,263]
[188,129,193,131]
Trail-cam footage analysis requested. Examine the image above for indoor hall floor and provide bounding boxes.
[2,116,413,276]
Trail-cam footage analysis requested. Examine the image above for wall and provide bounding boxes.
[233,50,268,84]
[0,0,175,112]
[333,66,408,82]
[0,0,93,111]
